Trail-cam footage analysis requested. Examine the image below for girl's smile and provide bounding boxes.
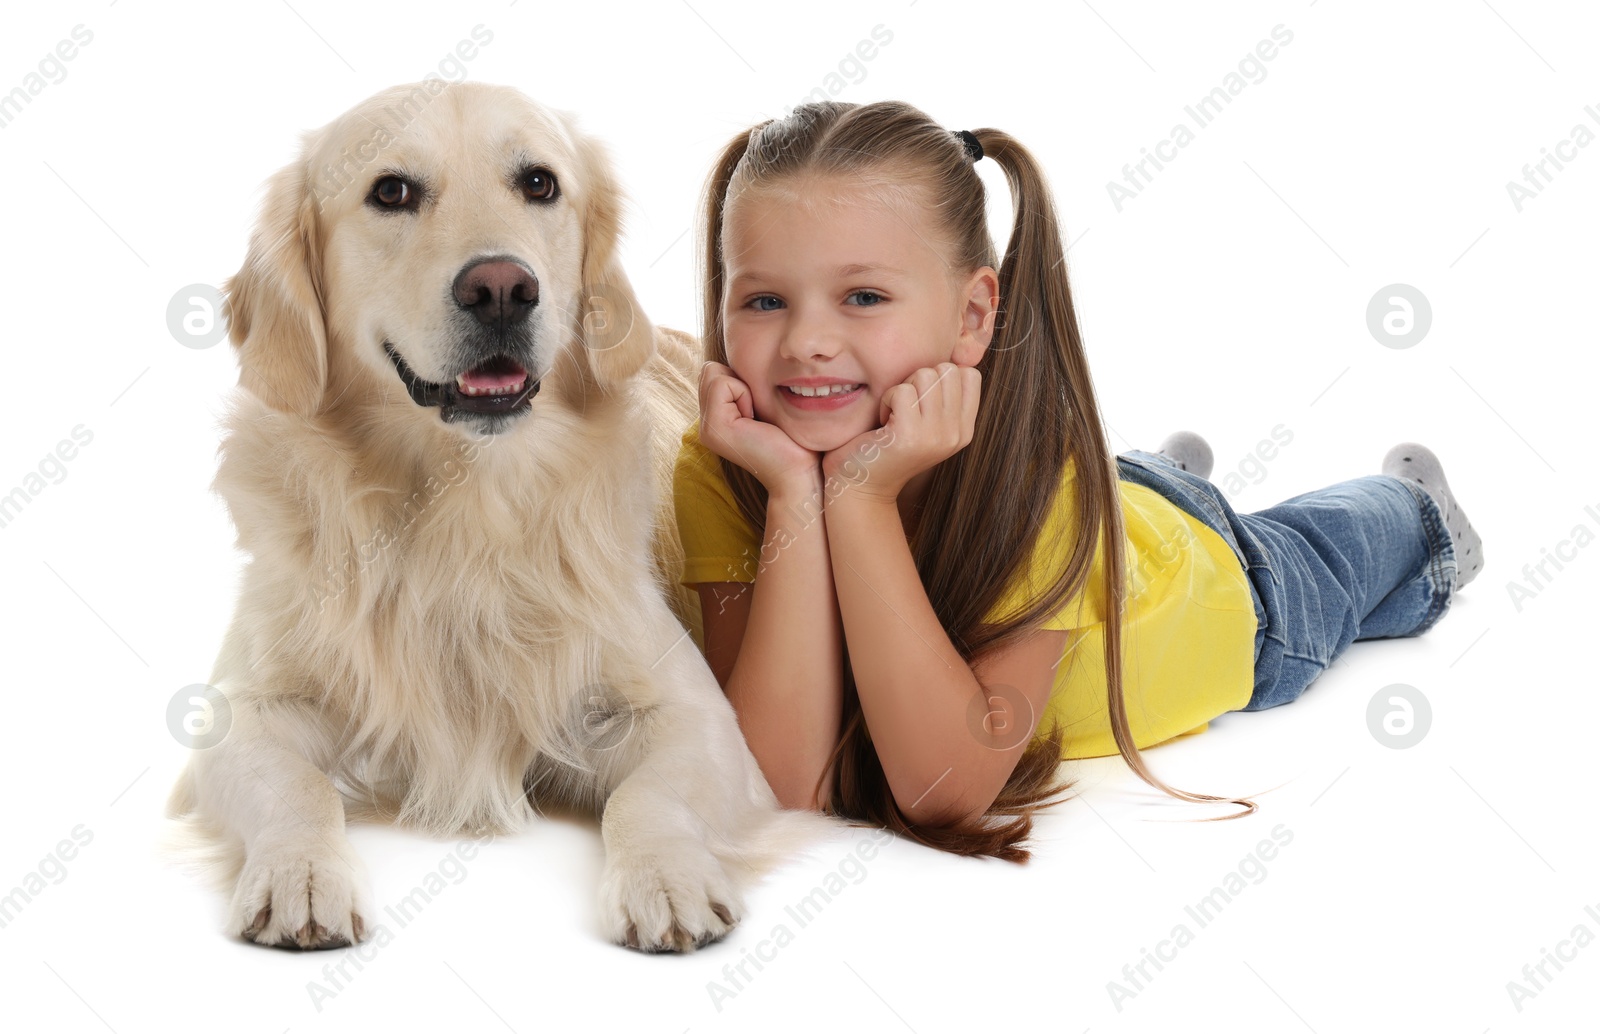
[719,174,993,455]
[777,379,866,410]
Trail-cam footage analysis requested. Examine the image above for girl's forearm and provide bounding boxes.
[723,477,845,811]
[822,491,989,824]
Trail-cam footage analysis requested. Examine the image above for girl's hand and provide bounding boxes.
[699,361,822,496]
[822,362,982,503]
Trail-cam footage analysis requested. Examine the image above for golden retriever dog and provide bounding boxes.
[163,81,835,952]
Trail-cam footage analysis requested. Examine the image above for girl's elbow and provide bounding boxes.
[887,760,1005,828]
[895,794,979,829]
[889,774,992,829]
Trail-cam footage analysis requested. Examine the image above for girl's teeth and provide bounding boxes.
[786,384,860,397]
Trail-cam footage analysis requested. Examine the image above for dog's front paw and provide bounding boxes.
[230,838,372,950]
[599,838,744,953]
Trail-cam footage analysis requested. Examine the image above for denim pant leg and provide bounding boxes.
[1115,450,1457,713]
[1234,474,1457,709]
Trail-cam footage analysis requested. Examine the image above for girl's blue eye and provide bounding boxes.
[749,295,784,312]
[846,290,884,306]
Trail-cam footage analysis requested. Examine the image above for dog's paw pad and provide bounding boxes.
[243,905,272,940]
[230,842,372,952]
[600,841,745,953]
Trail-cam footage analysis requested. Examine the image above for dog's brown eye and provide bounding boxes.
[371,176,413,208]
[520,168,559,203]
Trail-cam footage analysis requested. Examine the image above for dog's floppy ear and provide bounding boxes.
[224,149,329,417]
[575,132,655,387]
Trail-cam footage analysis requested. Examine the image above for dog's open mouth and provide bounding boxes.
[385,342,540,418]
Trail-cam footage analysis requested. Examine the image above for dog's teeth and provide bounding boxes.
[455,379,526,396]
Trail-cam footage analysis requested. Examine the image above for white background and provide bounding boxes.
[0,0,1595,1031]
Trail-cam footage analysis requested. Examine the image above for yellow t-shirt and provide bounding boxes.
[672,420,1258,759]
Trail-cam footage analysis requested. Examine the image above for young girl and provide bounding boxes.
[672,100,1482,862]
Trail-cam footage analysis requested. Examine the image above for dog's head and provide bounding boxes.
[224,81,654,437]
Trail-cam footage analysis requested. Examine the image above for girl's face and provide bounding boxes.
[720,175,997,455]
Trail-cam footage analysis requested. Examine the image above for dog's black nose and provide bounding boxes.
[453,259,539,327]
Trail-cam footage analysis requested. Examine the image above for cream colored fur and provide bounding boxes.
[163,82,841,953]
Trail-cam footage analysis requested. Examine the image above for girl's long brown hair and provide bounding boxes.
[698,101,1258,862]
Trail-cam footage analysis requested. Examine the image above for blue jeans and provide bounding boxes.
[1116,450,1457,711]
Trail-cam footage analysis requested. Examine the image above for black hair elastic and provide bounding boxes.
[953,129,984,163]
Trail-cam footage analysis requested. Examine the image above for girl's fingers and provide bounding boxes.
[703,365,748,422]
[910,363,979,449]
[918,364,959,446]
[883,380,921,428]
[701,366,750,450]
[700,359,730,393]
[960,366,982,445]
[938,363,960,433]
[699,362,725,408]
